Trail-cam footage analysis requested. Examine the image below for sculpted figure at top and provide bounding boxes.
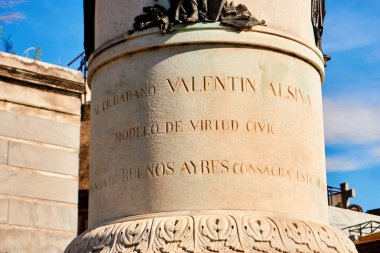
[169,0,209,23]
[311,0,326,50]
[128,0,265,34]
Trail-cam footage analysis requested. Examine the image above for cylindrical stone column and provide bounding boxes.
[67,0,357,252]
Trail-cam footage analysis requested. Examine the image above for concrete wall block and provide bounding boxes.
[0,225,76,253]
[329,206,380,235]
[0,140,8,165]
[0,81,81,115]
[0,199,8,224]
[8,200,77,232]
[0,165,78,203]
[0,111,80,149]
[8,142,79,176]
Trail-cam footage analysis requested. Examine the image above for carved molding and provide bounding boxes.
[66,212,357,253]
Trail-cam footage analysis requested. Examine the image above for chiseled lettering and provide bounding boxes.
[90,161,325,193]
[146,162,175,178]
[190,120,238,131]
[246,121,277,134]
[269,82,312,107]
[96,86,156,115]
[167,76,256,93]
[114,121,182,142]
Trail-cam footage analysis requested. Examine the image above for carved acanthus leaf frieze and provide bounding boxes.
[65,213,357,253]
[152,216,194,253]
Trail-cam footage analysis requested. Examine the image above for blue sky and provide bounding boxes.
[323,0,380,211]
[0,0,83,65]
[1,1,379,211]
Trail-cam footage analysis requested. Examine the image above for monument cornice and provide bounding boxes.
[66,211,356,253]
[0,52,85,97]
[87,25,325,87]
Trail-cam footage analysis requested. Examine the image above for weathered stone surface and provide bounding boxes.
[89,45,327,225]
[0,225,76,253]
[0,165,77,203]
[69,1,356,252]
[8,142,78,176]
[0,52,83,253]
[0,199,8,224]
[66,211,358,253]
[0,140,8,165]
[0,100,80,126]
[8,200,77,232]
[0,51,84,97]
[329,206,380,236]
[0,81,81,115]
[94,0,316,48]
[0,111,80,148]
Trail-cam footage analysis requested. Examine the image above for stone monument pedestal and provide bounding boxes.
[67,1,357,252]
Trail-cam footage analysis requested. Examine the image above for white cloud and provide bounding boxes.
[324,11,380,53]
[323,98,380,144]
[370,147,380,157]
[324,97,380,172]
[326,156,372,172]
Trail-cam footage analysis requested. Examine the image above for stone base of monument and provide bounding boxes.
[67,1,358,253]
[66,211,356,253]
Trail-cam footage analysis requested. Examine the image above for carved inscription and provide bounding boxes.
[167,76,256,93]
[94,85,156,115]
[90,160,327,193]
[190,119,239,131]
[93,76,313,117]
[269,83,312,107]
[113,119,278,143]
[114,121,182,142]
[246,121,277,134]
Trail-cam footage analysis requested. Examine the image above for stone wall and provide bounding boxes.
[329,206,380,236]
[0,52,85,253]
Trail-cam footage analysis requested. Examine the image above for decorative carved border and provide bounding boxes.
[66,213,357,253]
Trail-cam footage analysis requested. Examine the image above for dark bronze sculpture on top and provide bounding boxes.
[311,0,331,63]
[311,0,325,51]
[128,0,265,34]
[170,0,208,23]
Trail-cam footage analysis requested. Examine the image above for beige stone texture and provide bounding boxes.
[89,44,327,225]
[0,165,78,203]
[8,199,77,232]
[0,199,8,223]
[8,141,79,176]
[329,206,380,236]
[0,81,81,116]
[88,0,327,228]
[0,100,80,126]
[67,210,358,253]
[0,111,80,148]
[0,52,84,253]
[0,51,83,93]
[67,1,357,252]
[0,140,8,165]
[94,0,316,49]
[0,225,76,253]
